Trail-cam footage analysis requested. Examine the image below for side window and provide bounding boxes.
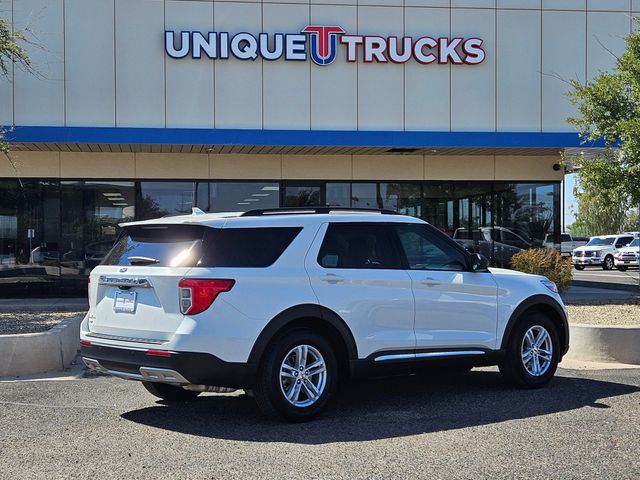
[615,236,633,248]
[317,223,402,269]
[395,224,467,271]
[561,234,571,243]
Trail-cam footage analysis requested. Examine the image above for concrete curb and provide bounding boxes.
[0,316,84,377]
[566,324,640,365]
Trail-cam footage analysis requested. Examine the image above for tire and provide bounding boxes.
[499,313,560,389]
[616,266,628,272]
[574,265,585,271]
[602,255,614,270]
[253,329,338,422]
[142,382,201,402]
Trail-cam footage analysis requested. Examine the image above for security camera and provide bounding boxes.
[553,163,561,171]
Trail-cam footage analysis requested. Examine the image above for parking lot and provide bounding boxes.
[1,366,639,479]
[572,267,639,290]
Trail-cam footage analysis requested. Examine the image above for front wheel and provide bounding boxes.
[499,313,560,389]
[574,265,585,271]
[142,382,201,402]
[603,255,614,270]
[616,266,628,272]
[253,330,338,422]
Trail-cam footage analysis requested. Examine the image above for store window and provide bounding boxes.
[209,182,279,212]
[0,180,60,288]
[0,177,561,295]
[380,183,422,216]
[326,183,350,207]
[492,183,559,267]
[137,182,197,219]
[423,184,455,235]
[60,181,135,277]
[284,185,321,207]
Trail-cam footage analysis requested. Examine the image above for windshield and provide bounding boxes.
[628,239,640,248]
[586,237,615,247]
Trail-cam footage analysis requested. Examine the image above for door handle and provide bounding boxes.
[320,274,344,284]
[421,277,441,286]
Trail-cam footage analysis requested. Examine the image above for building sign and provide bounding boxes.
[165,26,485,66]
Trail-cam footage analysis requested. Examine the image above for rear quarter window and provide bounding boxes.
[200,227,302,267]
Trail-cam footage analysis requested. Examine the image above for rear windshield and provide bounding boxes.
[102,225,206,267]
[102,225,301,268]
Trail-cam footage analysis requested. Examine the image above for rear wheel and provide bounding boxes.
[253,329,338,422]
[499,313,559,389]
[142,382,201,402]
[574,265,585,271]
[603,255,614,270]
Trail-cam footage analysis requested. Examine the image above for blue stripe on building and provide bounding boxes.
[4,126,603,149]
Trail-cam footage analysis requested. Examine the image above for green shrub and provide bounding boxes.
[510,248,573,292]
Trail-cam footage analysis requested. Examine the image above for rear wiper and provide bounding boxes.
[127,256,160,265]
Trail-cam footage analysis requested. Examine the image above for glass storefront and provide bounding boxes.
[0,179,560,295]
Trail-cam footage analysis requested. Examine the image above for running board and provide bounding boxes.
[374,350,486,362]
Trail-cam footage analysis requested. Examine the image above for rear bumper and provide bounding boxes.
[80,344,257,389]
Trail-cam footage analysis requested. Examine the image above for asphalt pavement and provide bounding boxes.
[1,366,638,479]
[572,267,640,291]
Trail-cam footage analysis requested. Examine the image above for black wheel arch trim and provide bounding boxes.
[501,295,569,356]
[247,304,358,365]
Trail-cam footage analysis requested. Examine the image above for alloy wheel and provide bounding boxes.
[279,344,327,407]
[521,325,553,377]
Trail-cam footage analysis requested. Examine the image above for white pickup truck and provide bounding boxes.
[543,233,588,257]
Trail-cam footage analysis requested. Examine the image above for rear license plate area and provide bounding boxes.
[114,290,137,313]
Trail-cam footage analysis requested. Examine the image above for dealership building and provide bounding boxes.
[0,0,633,292]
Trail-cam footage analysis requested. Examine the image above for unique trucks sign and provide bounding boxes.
[165,26,485,66]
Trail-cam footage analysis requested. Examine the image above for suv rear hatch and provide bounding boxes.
[88,224,205,344]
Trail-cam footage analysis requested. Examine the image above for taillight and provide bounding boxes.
[178,278,235,315]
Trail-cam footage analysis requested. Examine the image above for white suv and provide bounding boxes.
[81,208,569,421]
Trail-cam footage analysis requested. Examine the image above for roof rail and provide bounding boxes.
[241,207,399,217]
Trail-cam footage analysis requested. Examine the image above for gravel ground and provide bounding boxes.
[1,302,638,334]
[0,311,86,335]
[568,301,640,326]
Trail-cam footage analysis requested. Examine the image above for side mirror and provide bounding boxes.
[470,253,489,272]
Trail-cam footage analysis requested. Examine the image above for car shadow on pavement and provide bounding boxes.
[121,369,639,444]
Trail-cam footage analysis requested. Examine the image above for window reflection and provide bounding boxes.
[209,182,279,212]
[0,180,60,290]
[0,177,561,294]
[284,185,321,207]
[60,181,135,278]
[138,182,196,219]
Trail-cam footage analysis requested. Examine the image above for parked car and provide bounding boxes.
[614,238,640,271]
[453,226,535,265]
[81,208,569,421]
[543,233,588,257]
[572,234,636,270]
